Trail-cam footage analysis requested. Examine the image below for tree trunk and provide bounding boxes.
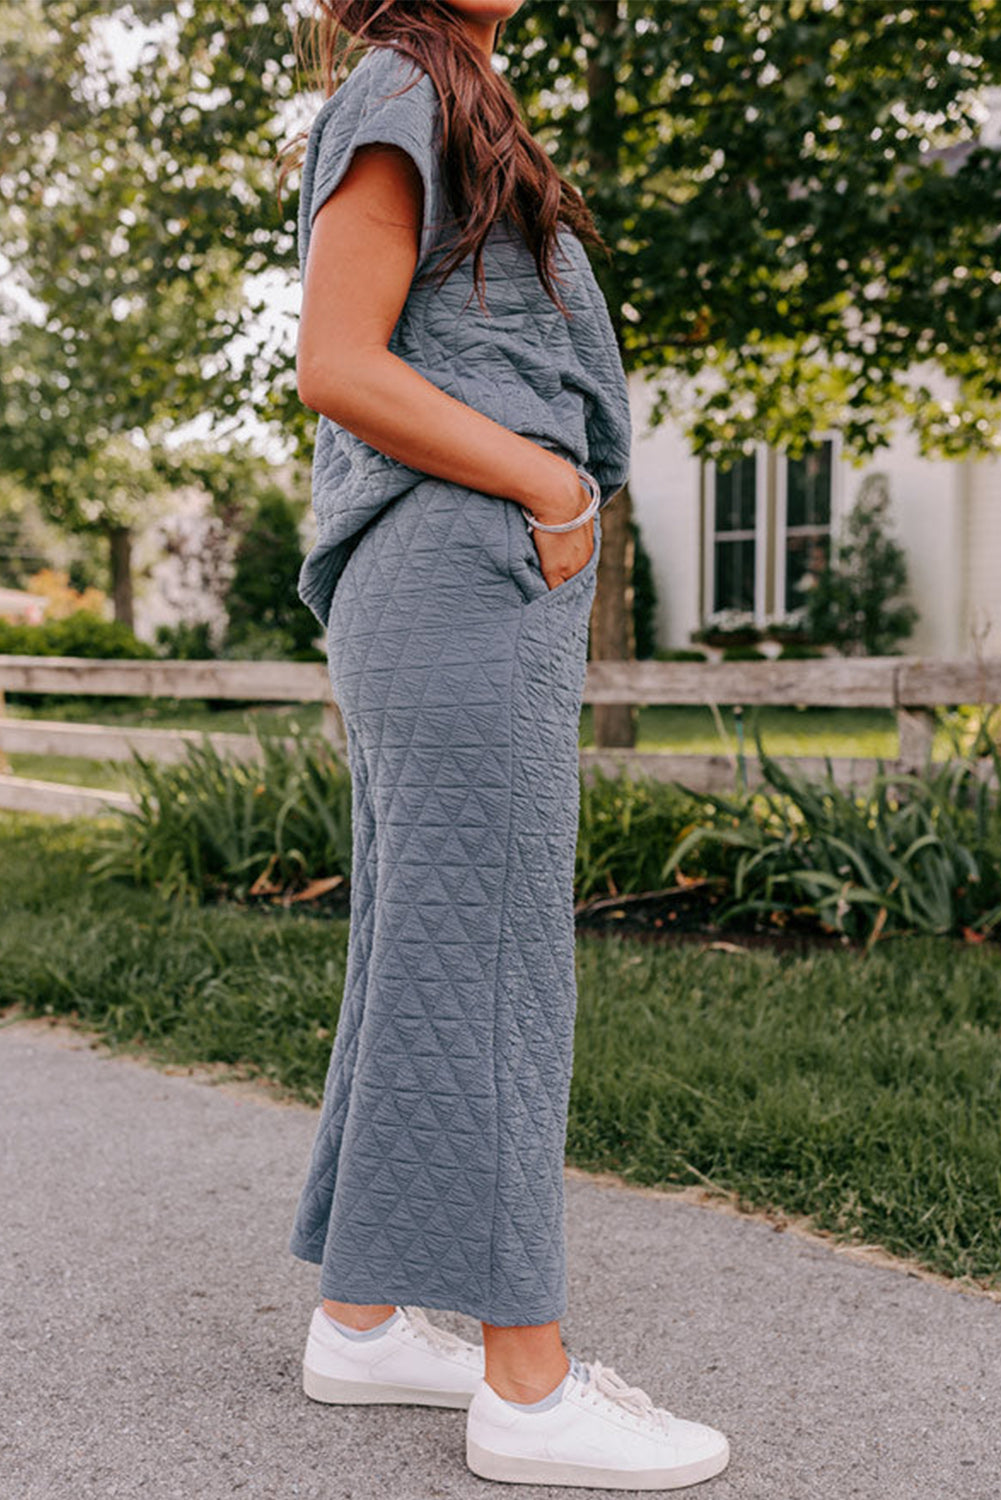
[108,524,134,630]
[591,487,637,745]
[587,0,636,748]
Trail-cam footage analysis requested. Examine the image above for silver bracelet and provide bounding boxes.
[521,467,601,533]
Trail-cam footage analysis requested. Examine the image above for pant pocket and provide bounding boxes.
[497,497,541,604]
[520,509,602,613]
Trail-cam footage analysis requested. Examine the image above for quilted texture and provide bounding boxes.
[289,482,603,1324]
[288,43,632,1325]
[294,43,632,631]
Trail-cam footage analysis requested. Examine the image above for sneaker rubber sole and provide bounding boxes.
[465,1433,731,1490]
[303,1363,474,1408]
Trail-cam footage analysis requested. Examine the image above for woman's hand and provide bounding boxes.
[530,519,596,591]
[526,463,597,590]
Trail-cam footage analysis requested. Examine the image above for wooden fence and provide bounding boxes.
[1,652,999,818]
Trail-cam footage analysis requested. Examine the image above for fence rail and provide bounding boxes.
[1,652,999,817]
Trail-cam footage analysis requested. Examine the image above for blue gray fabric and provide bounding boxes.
[288,42,632,1327]
[293,43,632,632]
[289,481,603,1323]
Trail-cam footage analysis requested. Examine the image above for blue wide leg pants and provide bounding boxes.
[288,473,601,1327]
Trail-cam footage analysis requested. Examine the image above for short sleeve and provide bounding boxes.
[298,46,444,275]
[581,277,633,507]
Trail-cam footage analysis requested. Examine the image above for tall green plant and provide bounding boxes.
[576,766,709,902]
[88,721,353,903]
[663,726,1001,942]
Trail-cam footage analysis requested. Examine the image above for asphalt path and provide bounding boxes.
[2,1015,999,1500]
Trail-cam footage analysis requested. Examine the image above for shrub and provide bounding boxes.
[223,488,319,660]
[91,741,723,910]
[220,618,324,664]
[0,611,157,711]
[154,620,217,660]
[777,643,825,660]
[631,519,658,659]
[21,566,106,620]
[800,473,918,656]
[721,646,767,662]
[576,765,721,901]
[0,611,155,660]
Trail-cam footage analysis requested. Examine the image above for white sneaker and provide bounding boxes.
[466,1356,730,1490]
[302,1304,485,1408]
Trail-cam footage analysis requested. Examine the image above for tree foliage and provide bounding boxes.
[4,1,1001,481]
[0,0,300,492]
[0,0,305,616]
[500,0,1001,464]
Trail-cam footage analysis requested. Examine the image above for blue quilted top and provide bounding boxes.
[296,44,633,629]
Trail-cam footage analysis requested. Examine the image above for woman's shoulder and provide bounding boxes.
[313,45,435,123]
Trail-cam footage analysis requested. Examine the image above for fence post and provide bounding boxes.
[321,697,347,754]
[0,681,9,775]
[897,707,936,768]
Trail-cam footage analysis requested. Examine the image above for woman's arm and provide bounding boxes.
[296,140,595,587]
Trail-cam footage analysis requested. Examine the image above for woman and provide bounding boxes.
[281,1,730,1489]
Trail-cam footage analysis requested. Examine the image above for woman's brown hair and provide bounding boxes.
[276,0,611,317]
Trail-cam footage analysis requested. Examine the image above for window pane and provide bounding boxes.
[715,454,757,533]
[787,441,832,529]
[785,531,831,612]
[715,537,756,612]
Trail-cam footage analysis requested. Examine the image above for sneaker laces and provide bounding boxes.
[576,1359,675,1433]
[400,1305,477,1359]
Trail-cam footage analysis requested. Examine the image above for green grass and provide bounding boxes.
[580,704,901,758]
[4,701,976,790]
[3,754,134,790]
[572,937,1001,1286]
[3,696,323,733]
[2,700,326,791]
[580,704,971,760]
[6,701,902,791]
[2,809,1000,1288]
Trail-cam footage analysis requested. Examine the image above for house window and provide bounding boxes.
[711,454,758,613]
[700,437,838,628]
[783,440,833,612]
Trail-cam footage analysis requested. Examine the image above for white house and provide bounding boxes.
[629,93,1001,660]
[0,586,49,625]
[130,482,235,649]
[629,372,1001,659]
